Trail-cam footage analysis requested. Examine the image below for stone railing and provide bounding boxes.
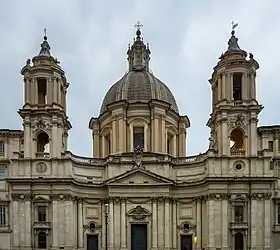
[35,152,50,158]
[230,150,246,156]
[66,152,105,166]
[172,153,207,165]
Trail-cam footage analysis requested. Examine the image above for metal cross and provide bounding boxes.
[134,21,143,30]
[231,21,238,30]
[44,28,47,37]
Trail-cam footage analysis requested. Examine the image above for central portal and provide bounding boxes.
[131,224,148,250]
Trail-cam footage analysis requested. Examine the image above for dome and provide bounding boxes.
[100,70,179,115]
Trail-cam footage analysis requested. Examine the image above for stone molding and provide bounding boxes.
[126,205,151,221]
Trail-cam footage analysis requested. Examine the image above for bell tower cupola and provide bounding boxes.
[207,23,263,157]
[127,21,151,72]
[19,30,72,159]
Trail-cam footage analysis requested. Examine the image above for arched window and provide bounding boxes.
[37,132,49,154]
[234,232,244,250]
[38,232,47,249]
[230,128,245,156]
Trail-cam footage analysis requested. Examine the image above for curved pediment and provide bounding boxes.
[126,205,151,220]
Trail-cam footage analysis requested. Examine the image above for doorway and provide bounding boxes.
[87,235,98,250]
[131,224,147,250]
[181,235,192,250]
[235,232,244,250]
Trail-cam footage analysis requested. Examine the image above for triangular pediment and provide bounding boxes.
[33,195,50,203]
[105,168,174,185]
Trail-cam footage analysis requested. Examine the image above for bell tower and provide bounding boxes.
[207,24,263,157]
[18,31,71,159]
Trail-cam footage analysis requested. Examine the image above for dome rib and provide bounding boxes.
[100,71,179,115]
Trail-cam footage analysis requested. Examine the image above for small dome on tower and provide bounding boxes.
[99,22,179,115]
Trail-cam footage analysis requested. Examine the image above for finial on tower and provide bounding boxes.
[37,28,52,57]
[44,28,47,40]
[227,21,242,52]
[134,21,143,39]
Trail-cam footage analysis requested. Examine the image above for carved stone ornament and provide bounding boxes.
[132,146,144,169]
[206,193,229,200]
[127,205,151,221]
[36,162,47,174]
[227,114,248,130]
[12,193,33,201]
[250,193,272,201]
[50,194,75,201]
[32,118,51,132]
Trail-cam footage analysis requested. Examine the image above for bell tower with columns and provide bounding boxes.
[207,24,263,157]
[18,30,72,159]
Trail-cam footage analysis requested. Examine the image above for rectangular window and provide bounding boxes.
[0,141,4,153]
[167,133,173,154]
[0,165,5,180]
[278,203,280,224]
[38,206,47,222]
[268,141,274,152]
[233,73,242,101]
[234,206,244,222]
[0,206,6,226]
[37,78,47,105]
[133,127,144,149]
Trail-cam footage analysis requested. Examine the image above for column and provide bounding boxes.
[144,125,148,152]
[51,123,58,158]
[172,200,177,250]
[130,125,133,152]
[251,199,258,248]
[123,116,127,152]
[158,200,164,247]
[53,78,58,103]
[20,202,25,245]
[154,116,159,152]
[121,199,126,249]
[196,199,202,249]
[109,200,114,248]
[112,120,117,153]
[164,199,170,249]
[119,118,123,153]
[152,199,158,249]
[242,73,248,100]
[24,120,31,158]
[173,135,177,157]
[102,136,106,157]
[47,77,53,104]
[34,79,38,104]
[222,73,226,99]
[251,73,256,99]
[250,117,258,156]
[208,200,215,248]
[13,200,19,246]
[222,116,228,156]
[229,73,233,100]
[264,199,271,248]
[93,130,100,157]
[221,199,228,249]
[161,118,165,153]
[25,201,31,246]
[58,80,61,105]
[218,75,222,101]
[52,200,58,248]
[114,200,121,248]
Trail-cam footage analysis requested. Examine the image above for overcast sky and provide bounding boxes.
[0,0,279,157]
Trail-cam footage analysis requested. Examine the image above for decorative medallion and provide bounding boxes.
[36,162,47,174]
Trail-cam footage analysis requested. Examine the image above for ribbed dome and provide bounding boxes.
[100,70,179,114]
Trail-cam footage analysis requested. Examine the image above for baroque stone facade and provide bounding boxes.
[0,25,280,250]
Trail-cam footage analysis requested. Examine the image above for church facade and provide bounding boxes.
[0,24,280,250]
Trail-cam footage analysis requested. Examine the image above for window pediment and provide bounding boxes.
[126,205,151,220]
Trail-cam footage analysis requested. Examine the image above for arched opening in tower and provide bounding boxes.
[37,132,50,154]
[230,128,245,155]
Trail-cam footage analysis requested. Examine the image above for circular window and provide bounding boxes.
[235,164,242,170]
